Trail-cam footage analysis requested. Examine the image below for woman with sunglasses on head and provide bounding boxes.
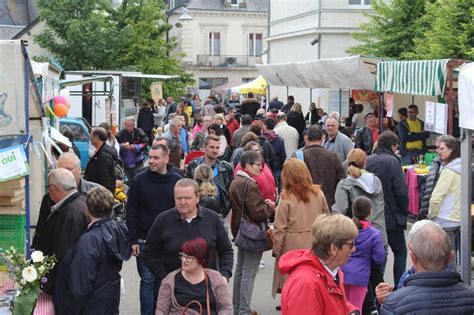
[156,237,232,315]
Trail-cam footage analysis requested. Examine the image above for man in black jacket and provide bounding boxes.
[55,187,131,315]
[126,144,181,315]
[366,130,408,289]
[240,92,260,119]
[32,168,89,294]
[144,178,233,283]
[34,152,99,239]
[85,127,117,193]
[376,220,474,314]
[185,135,234,217]
[355,112,379,156]
[397,104,430,165]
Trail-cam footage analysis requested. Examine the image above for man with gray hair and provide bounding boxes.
[323,116,353,165]
[376,220,474,314]
[163,118,182,168]
[115,117,149,181]
[32,168,89,294]
[34,152,99,245]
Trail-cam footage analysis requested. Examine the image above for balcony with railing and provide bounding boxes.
[196,55,262,68]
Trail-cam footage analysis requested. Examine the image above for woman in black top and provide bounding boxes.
[156,238,232,315]
[287,103,306,146]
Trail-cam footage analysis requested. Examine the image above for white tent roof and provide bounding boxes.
[458,62,474,130]
[255,56,376,90]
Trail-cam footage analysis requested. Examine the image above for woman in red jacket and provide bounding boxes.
[279,213,360,315]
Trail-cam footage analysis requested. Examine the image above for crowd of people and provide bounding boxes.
[33,91,474,315]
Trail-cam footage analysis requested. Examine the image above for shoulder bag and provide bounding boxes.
[234,179,271,252]
[180,271,211,315]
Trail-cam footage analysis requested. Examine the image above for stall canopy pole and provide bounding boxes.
[21,42,31,259]
[379,92,385,132]
[460,128,472,284]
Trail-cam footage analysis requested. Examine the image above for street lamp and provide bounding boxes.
[165,4,194,45]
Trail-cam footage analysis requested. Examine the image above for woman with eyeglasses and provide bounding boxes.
[156,237,232,315]
[427,135,461,270]
[233,141,277,203]
[279,214,359,315]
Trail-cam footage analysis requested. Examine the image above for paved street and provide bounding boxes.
[119,223,410,314]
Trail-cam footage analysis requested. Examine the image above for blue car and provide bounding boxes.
[59,117,92,169]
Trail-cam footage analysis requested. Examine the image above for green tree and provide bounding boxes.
[35,0,193,98]
[406,0,474,60]
[347,0,427,59]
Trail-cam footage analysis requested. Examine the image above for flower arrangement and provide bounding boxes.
[0,247,56,315]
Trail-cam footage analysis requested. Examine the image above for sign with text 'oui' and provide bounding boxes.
[0,145,29,182]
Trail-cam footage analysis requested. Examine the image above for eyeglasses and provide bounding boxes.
[252,162,263,169]
[46,184,56,189]
[342,241,355,249]
[179,253,196,263]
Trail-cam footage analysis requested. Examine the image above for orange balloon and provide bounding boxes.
[54,103,68,118]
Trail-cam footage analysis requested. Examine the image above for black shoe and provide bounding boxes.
[276,306,281,311]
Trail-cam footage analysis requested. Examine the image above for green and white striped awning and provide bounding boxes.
[375,59,449,96]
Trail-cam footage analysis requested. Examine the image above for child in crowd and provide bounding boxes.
[342,196,385,312]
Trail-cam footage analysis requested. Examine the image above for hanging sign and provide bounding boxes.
[425,101,447,134]
[385,93,393,117]
[0,145,29,182]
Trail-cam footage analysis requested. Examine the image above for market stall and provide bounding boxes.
[376,58,471,283]
[0,40,46,259]
[231,75,267,95]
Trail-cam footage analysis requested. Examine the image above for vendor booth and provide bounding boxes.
[231,75,267,95]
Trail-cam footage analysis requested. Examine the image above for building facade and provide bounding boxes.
[168,0,269,100]
[0,0,38,39]
[267,0,372,114]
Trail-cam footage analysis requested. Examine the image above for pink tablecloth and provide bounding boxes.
[1,279,55,315]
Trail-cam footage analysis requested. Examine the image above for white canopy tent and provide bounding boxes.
[255,55,377,90]
[458,62,474,284]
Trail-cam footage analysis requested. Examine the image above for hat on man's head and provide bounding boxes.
[364,112,376,119]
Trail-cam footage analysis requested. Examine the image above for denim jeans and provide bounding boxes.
[387,230,407,289]
[233,248,263,315]
[401,149,423,166]
[136,240,158,315]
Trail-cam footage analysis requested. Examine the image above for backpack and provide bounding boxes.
[295,149,304,161]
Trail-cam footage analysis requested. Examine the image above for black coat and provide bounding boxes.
[32,192,89,294]
[366,148,408,231]
[137,106,155,134]
[199,195,221,214]
[381,271,474,314]
[54,218,132,315]
[355,126,377,156]
[143,207,234,283]
[287,111,306,145]
[85,143,117,193]
[240,98,260,118]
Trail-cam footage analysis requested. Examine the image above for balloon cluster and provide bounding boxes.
[52,89,72,118]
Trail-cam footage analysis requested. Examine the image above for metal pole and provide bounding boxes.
[460,128,472,284]
[21,42,31,259]
[379,92,385,132]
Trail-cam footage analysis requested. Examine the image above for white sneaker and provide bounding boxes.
[259,260,265,269]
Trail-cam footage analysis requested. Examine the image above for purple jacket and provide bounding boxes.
[342,221,385,286]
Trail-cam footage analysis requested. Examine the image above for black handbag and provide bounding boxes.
[234,179,270,252]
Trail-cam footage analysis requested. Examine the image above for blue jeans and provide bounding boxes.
[387,230,407,289]
[401,149,423,165]
[136,240,158,315]
[233,248,263,315]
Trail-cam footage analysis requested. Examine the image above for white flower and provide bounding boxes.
[20,279,26,285]
[22,266,37,282]
[31,251,44,263]
[38,265,45,273]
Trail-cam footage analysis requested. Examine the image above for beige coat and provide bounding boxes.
[271,190,329,297]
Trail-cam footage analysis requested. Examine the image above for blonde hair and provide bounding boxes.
[291,103,303,113]
[312,214,358,259]
[194,164,216,197]
[346,148,367,179]
[213,114,226,125]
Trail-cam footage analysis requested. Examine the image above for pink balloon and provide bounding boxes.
[54,95,68,105]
